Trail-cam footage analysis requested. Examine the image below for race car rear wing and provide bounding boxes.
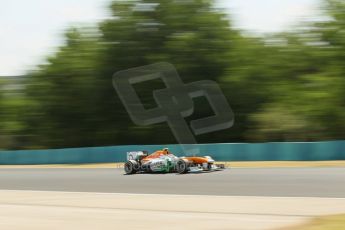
[127,151,148,161]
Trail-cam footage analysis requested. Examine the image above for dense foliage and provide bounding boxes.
[0,0,344,149]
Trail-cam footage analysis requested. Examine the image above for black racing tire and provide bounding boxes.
[176,159,189,174]
[124,161,139,174]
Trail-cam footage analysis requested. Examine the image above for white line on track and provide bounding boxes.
[2,189,345,200]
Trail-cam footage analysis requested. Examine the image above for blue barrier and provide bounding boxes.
[0,141,344,164]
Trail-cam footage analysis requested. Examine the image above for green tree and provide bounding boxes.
[245,0,345,141]
[25,0,240,148]
[13,0,345,149]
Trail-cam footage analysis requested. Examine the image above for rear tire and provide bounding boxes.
[176,159,188,174]
[124,161,138,174]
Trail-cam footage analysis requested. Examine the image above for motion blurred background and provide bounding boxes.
[0,0,344,150]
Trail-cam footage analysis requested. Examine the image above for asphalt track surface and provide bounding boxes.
[0,167,344,197]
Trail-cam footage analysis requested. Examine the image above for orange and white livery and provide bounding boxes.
[124,148,225,174]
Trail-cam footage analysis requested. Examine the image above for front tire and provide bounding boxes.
[176,159,188,174]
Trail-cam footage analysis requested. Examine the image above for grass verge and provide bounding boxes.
[281,214,345,230]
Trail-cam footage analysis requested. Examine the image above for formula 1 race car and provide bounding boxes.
[124,148,224,174]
